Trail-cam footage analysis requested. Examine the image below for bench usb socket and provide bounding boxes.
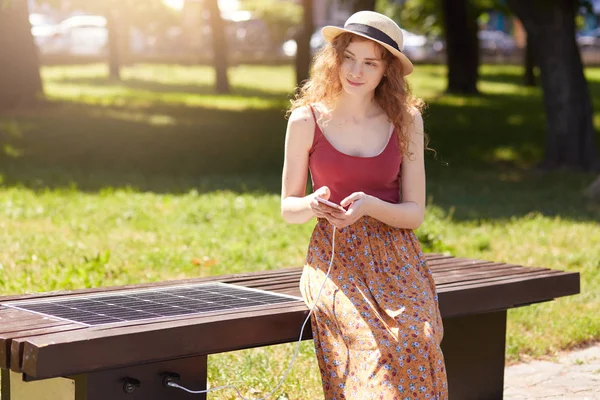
[162,372,181,388]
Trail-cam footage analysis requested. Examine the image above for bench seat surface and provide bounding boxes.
[0,254,579,379]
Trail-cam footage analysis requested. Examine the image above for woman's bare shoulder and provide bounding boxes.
[289,105,314,123]
[286,106,316,150]
[399,106,423,132]
[406,106,422,120]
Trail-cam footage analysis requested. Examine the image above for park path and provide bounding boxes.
[504,341,600,399]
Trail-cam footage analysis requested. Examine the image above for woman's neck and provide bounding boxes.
[334,92,379,121]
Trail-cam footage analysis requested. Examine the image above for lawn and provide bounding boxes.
[0,63,599,399]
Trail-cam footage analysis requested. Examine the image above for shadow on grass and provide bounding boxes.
[1,80,599,222]
[426,166,600,222]
[50,76,290,100]
[480,69,600,92]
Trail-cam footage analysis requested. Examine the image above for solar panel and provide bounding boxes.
[1,283,303,326]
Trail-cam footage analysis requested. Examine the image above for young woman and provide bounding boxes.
[281,11,448,400]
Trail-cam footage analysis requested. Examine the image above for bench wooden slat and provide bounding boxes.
[432,263,535,277]
[431,261,531,274]
[0,323,84,370]
[430,261,529,274]
[434,266,553,285]
[423,253,453,261]
[438,269,568,290]
[430,261,499,273]
[20,303,312,379]
[438,271,579,317]
[6,324,84,373]
[0,308,48,324]
[428,257,486,267]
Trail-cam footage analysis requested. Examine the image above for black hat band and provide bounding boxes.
[344,23,401,52]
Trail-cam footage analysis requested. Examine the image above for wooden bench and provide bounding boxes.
[0,254,579,400]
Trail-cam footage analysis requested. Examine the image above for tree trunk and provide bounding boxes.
[506,0,600,171]
[441,0,479,94]
[106,6,121,81]
[353,0,376,13]
[0,0,43,110]
[523,32,536,87]
[206,0,230,93]
[118,2,131,66]
[295,0,313,87]
[587,175,600,201]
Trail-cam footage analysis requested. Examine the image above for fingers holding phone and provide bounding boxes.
[315,196,345,212]
[310,195,345,222]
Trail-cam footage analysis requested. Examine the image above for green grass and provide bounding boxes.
[1,63,599,398]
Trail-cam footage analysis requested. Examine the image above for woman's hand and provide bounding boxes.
[330,191,370,229]
[309,186,346,222]
[319,191,371,230]
[310,189,373,229]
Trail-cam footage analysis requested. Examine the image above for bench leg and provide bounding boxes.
[72,354,207,400]
[2,369,75,400]
[4,355,207,400]
[441,310,507,400]
[1,368,8,400]
[0,368,10,400]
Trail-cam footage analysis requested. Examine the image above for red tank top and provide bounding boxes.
[308,106,402,205]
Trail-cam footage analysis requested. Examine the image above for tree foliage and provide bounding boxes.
[240,0,302,47]
[378,0,507,37]
[36,0,179,33]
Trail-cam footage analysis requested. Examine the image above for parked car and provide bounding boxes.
[176,10,271,58]
[478,30,516,56]
[281,28,325,58]
[29,13,63,55]
[227,12,271,55]
[577,28,600,51]
[58,15,108,56]
[31,13,109,56]
[401,29,439,61]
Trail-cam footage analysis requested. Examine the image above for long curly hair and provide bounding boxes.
[289,32,427,158]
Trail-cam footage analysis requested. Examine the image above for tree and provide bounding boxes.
[206,0,230,93]
[106,2,122,80]
[523,32,537,87]
[505,0,600,170]
[0,0,43,110]
[441,0,479,94]
[353,0,376,13]
[295,0,313,87]
[385,0,481,94]
[587,175,600,201]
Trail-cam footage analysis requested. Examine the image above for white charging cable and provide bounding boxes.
[167,224,337,399]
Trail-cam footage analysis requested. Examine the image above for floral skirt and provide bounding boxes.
[299,217,448,400]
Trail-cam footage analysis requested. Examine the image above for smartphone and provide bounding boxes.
[315,196,345,212]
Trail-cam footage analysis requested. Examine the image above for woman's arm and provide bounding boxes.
[281,106,348,224]
[280,107,319,224]
[338,109,426,230]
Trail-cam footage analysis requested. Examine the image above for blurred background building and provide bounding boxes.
[24,0,600,65]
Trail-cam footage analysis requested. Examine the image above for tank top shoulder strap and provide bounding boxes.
[308,104,317,124]
[308,105,323,154]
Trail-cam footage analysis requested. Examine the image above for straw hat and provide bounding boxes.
[321,11,414,76]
